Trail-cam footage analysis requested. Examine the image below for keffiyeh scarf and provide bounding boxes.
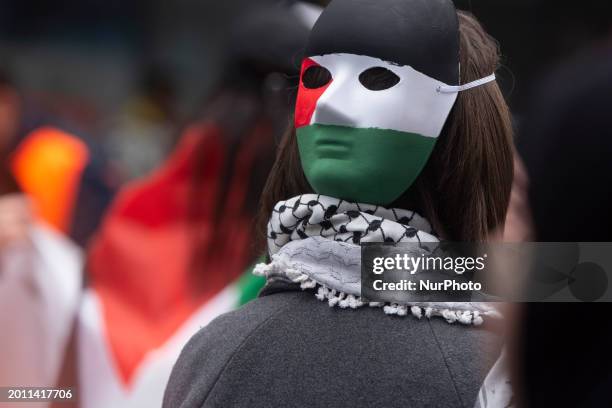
[254,194,501,325]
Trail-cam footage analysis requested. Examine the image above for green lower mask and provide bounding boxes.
[297,124,437,205]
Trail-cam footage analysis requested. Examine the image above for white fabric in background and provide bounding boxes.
[0,225,82,407]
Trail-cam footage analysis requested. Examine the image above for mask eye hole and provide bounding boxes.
[359,67,400,91]
[302,65,332,89]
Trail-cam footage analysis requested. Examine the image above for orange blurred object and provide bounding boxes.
[10,126,89,232]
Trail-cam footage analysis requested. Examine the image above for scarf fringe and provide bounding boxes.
[254,261,498,326]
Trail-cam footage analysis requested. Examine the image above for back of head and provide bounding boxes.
[207,1,322,137]
[224,1,319,89]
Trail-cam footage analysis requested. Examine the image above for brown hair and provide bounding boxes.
[256,11,514,248]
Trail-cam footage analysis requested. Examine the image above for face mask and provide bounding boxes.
[295,0,495,206]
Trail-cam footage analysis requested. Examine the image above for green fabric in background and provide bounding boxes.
[236,258,267,306]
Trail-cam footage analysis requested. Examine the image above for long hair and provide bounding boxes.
[256,11,514,248]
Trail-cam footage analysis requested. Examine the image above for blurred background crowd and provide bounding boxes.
[0,0,611,407]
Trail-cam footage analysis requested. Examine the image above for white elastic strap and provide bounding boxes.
[437,73,496,94]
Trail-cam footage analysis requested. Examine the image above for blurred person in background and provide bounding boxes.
[509,38,612,407]
[0,67,116,246]
[38,2,321,408]
[1,68,88,400]
[0,94,26,245]
[1,116,82,400]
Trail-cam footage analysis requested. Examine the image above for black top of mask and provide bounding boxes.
[305,0,460,85]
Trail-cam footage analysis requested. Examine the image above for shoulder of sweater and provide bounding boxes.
[163,291,302,408]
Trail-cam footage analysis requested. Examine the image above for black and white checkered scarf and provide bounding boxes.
[255,194,501,325]
[266,194,437,252]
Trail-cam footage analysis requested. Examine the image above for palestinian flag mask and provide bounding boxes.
[295,0,495,205]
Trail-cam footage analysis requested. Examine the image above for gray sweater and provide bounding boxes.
[163,281,502,408]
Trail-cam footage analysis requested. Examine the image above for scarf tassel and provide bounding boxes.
[255,261,491,326]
